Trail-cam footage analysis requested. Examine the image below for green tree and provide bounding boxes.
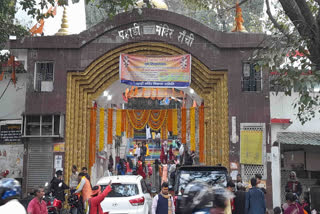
[261,0,320,124]
[0,0,29,50]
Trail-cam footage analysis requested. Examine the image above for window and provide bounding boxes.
[34,62,54,92]
[23,114,64,137]
[242,62,262,92]
[101,184,139,197]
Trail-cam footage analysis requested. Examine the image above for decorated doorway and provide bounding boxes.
[64,42,229,181]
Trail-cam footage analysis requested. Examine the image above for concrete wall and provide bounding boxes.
[270,91,320,206]
[0,73,27,120]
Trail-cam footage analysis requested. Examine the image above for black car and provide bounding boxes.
[174,165,228,214]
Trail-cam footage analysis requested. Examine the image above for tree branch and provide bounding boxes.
[220,0,250,11]
[279,0,311,37]
[265,0,291,39]
[294,0,318,37]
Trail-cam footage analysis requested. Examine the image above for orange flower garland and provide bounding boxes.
[199,105,205,163]
[172,109,178,136]
[181,107,186,144]
[148,109,167,131]
[89,106,97,168]
[121,109,126,133]
[107,108,113,144]
[127,109,150,130]
[190,107,196,151]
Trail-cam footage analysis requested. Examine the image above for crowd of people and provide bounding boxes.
[1,138,319,214]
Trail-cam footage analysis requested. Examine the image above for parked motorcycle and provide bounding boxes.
[68,192,83,214]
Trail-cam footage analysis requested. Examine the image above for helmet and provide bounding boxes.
[211,187,230,209]
[0,178,21,201]
[181,181,213,214]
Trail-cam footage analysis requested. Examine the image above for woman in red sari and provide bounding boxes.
[137,156,146,179]
[283,193,304,214]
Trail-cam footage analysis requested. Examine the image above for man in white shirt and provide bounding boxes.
[0,178,26,214]
[69,165,79,193]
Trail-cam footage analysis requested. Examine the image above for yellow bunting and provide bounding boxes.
[161,120,167,140]
[107,108,113,144]
[99,108,105,152]
[181,108,186,144]
[190,107,196,151]
[116,109,122,136]
[172,109,178,136]
[121,109,126,133]
[199,105,205,163]
[167,109,172,132]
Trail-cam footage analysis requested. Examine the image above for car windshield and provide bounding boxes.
[101,183,139,197]
[177,170,227,194]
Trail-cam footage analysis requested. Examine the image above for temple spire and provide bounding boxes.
[55,6,69,36]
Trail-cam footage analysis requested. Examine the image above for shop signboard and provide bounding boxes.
[119,54,191,87]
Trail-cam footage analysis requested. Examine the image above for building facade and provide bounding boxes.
[9,8,272,207]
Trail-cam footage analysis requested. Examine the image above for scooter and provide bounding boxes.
[44,182,64,214]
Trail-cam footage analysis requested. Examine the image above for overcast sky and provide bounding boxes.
[15,0,86,36]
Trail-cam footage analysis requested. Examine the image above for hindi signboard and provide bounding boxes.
[0,124,21,143]
[119,54,191,87]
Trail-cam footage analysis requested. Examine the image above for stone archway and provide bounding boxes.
[65,42,229,180]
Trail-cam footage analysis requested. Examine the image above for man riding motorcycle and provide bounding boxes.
[181,181,230,214]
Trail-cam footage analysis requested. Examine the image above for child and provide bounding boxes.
[274,207,282,214]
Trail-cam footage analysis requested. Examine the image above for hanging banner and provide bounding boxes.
[119,54,191,87]
[240,130,263,165]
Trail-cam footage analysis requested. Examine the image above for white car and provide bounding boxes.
[96,175,152,214]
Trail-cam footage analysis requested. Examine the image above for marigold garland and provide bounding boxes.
[116,109,122,137]
[172,109,178,136]
[89,106,97,168]
[181,107,187,144]
[161,119,168,140]
[99,108,105,152]
[127,109,150,130]
[148,110,167,131]
[199,105,205,163]
[107,108,113,144]
[121,109,126,133]
[167,109,173,132]
[190,107,195,151]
